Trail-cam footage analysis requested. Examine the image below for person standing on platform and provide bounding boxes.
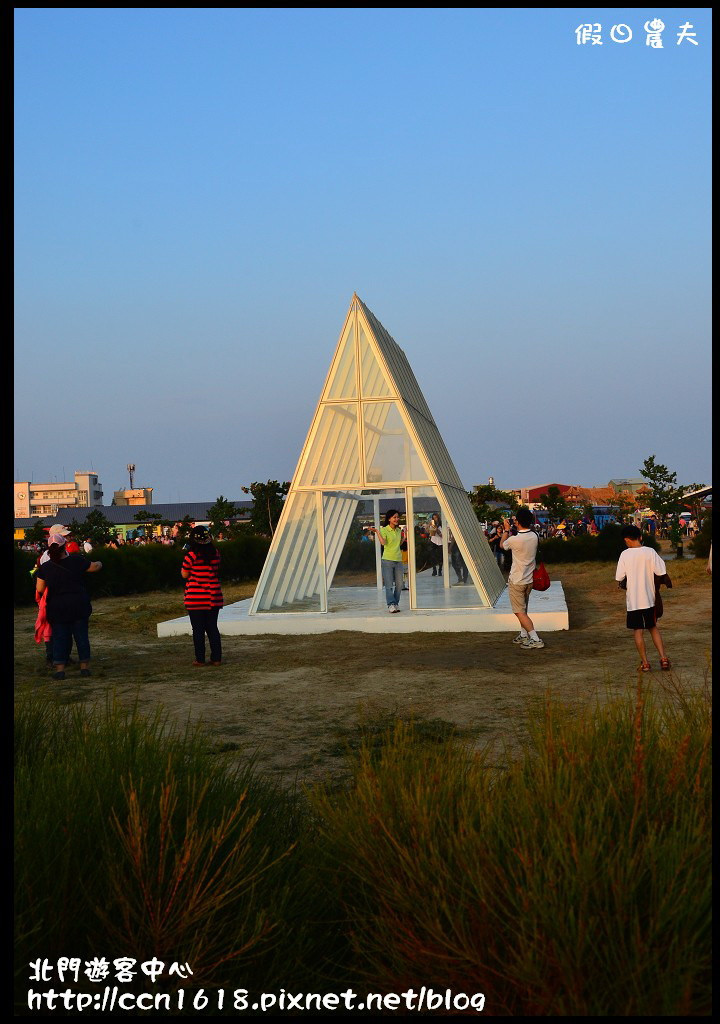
[368,509,406,613]
[427,512,444,577]
[181,526,224,665]
[487,521,504,568]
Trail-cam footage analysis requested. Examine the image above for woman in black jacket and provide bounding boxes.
[35,536,103,680]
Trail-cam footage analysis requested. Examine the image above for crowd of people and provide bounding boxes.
[30,520,225,673]
[26,504,706,674]
[20,530,178,553]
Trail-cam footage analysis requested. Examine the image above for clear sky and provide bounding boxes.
[14,8,711,502]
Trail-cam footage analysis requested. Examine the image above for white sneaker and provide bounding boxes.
[393,604,401,613]
[512,633,528,645]
[387,605,396,613]
[522,636,545,649]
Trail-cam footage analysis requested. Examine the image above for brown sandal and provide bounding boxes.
[660,657,671,671]
[638,661,651,673]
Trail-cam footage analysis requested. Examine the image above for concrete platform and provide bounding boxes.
[157,581,568,636]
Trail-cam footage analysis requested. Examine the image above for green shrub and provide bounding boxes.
[14,549,36,605]
[336,539,377,572]
[538,524,659,564]
[538,534,599,563]
[311,681,711,1016]
[690,514,712,559]
[596,522,658,560]
[14,536,271,606]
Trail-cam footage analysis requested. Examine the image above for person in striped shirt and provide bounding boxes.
[181,526,224,666]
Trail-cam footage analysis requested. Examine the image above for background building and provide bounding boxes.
[608,478,646,494]
[112,487,154,506]
[14,472,103,519]
[14,500,253,542]
[520,482,572,505]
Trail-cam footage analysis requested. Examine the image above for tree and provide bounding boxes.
[69,508,114,547]
[241,481,290,537]
[608,490,636,524]
[174,515,194,545]
[24,519,48,545]
[537,486,570,524]
[133,510,171,537]
[639,456,693,532]
[469,484,519,524]
[205,496,243,540]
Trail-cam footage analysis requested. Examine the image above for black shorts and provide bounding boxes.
[626,607,657,630]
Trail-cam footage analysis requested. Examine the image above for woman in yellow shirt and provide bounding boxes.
[368,509,406,613]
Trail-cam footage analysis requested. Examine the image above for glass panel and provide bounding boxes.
[254,492,322,611]
[323,491,377,592]
[439,484,505,606]
[409,486,488,608]
[298,403,361,487]
[363,402,429,483]
[323,323,357,399]
[359,324,393,398]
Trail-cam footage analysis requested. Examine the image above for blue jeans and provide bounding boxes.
[381,559,404,607]
[52,618,91,664]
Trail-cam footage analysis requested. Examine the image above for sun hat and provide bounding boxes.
[189,526,212,544]
[48,523,70,537]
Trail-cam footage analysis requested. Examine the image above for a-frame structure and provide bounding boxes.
[249,295,505,614]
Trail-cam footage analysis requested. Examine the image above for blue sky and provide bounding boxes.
[15,8,711,502]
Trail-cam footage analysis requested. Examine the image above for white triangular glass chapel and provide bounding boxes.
[249,295,505,613]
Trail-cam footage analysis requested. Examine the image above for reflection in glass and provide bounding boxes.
[363,402,428,483]
[299,404,361,487]
[324,324,356,400]
[408,486,488,608]
[253,492,322,611]
[359,325,393,397]
[323,491,362,590]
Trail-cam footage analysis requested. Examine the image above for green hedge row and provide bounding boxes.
[14,523,667,606]
[14,535,271,606]
[335,538,436,572]
[689,515,712,559]
[539,524,659,564]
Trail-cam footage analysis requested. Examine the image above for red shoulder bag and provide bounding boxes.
[532,535,550,591]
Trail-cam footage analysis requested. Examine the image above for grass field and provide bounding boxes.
[14,551,711,784]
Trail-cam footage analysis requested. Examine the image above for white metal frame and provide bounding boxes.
[248,295,505,614]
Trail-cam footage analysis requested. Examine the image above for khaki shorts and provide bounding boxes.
[508,581,533,616]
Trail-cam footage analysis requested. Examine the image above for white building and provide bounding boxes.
[14,472,104,519]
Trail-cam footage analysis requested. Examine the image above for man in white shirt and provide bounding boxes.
[615,525,671,671]
[500,508,544,650]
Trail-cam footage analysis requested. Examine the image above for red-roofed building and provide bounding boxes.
[520,483,572,504]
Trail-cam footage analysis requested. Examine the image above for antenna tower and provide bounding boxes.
[127,464,136,489]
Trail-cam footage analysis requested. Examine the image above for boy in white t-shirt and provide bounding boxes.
[615,525,671,672]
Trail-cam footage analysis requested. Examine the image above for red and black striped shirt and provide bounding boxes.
[182,550,224,610]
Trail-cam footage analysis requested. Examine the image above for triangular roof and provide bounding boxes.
[249,295,505,613]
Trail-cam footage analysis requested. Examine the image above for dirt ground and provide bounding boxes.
[14,547,711,785]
